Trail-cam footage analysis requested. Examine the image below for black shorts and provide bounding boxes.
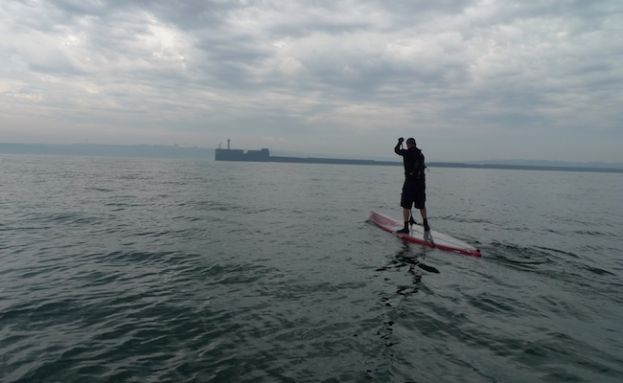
[401,179,426,210]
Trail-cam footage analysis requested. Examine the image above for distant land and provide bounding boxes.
[0,143,214,159]
[1,143,622,174]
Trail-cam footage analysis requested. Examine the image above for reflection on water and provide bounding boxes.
[376,243,440,298]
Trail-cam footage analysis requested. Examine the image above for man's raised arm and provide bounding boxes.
[394,137,405,156]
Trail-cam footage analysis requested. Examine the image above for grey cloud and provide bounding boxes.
[1,0,621,161]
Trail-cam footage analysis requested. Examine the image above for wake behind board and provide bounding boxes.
[369,211,481,257]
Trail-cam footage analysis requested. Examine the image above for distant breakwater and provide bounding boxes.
[214,147,395,166]
[214,148,623,173]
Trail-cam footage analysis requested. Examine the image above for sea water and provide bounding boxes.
[1,155,622,382]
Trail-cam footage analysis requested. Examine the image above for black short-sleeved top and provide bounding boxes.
[394,144,426,181]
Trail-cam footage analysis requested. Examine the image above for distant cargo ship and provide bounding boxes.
[215,148,271,162]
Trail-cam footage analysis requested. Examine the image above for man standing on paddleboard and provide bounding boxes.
[394,137,430,234]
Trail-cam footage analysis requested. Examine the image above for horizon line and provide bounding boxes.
[1,142,623,170]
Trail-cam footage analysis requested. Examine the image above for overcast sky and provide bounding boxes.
[1,0,622,161]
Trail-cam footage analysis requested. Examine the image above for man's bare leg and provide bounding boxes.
[403,208,411,223]
[396,208,411,234]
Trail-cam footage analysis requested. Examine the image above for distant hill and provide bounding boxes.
[466,159,623,170]
[0,143,214,159]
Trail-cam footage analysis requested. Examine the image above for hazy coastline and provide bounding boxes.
[2,142,622,174]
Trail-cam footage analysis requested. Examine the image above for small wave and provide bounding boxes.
[103,250,176,264]
[488,242,555,269]
[582,265,616,276]
[86,187,114,192]
[534,246,580,259]
[38,212,102,226]
[573,229,607,236]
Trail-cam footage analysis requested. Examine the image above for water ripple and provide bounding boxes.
[1,157,622,382]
